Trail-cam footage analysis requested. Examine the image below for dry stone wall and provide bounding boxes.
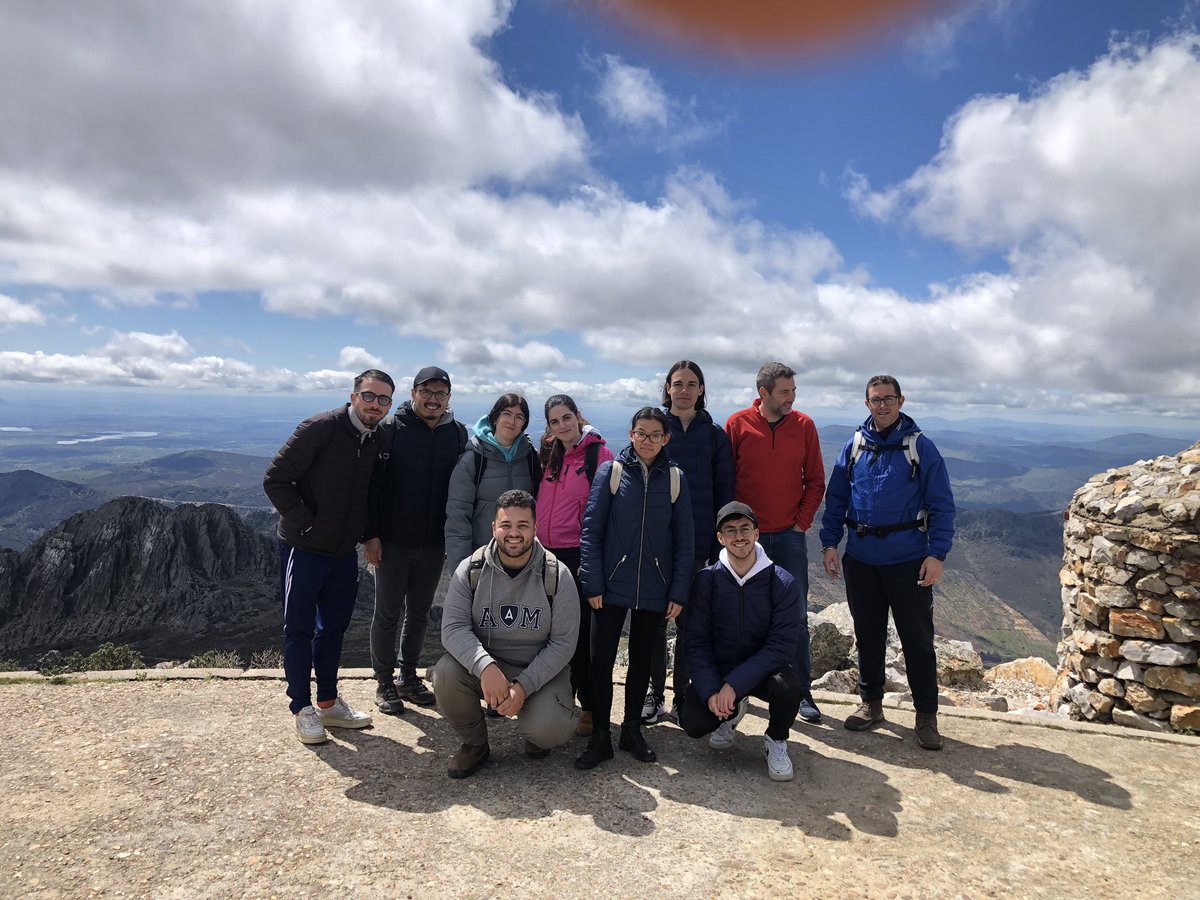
[1054,441,1200,732]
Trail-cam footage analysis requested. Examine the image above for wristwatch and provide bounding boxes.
[821,546,837,553]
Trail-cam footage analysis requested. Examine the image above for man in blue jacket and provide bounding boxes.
[819,375,956,750]
[681,501,802,782]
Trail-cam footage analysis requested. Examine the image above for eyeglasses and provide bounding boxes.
[357,391,393,407]
[416,388,450,401]
[720,524,757,538]
[498,410,527,424]
[631,430,665,444]
[867,395,899,408]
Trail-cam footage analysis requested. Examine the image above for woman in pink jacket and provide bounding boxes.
[536,394,614,736]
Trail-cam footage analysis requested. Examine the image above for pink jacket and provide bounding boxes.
[536,427,614,549]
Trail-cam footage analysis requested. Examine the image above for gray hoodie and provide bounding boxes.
[440,538,580,696]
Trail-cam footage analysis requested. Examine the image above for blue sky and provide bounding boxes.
[1,0,1198,427]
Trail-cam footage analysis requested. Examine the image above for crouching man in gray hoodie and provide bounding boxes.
[433,489,580,778]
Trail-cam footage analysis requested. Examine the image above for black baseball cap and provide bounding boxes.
[413,366,451,388]
[716,501,758,530]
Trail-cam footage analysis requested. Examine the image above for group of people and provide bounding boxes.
[263,360,956,783]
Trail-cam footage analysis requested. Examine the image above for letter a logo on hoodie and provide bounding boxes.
[500,605,518,627]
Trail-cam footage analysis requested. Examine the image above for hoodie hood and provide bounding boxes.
[474,414,529,462]
[717,542,773,587]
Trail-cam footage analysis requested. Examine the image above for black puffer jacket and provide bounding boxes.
[263,404,380,557]
[375,402,467,548]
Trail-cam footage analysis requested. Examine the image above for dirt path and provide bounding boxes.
[2,674,1197,898]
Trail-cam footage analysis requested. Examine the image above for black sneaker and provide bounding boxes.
[375,680,406,716]
[396,673,436,707]
[619,723,657,763]
[574,730,614,770]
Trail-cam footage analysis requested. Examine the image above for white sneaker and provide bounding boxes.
[764,736,794,782]
[295,706,327,745]
[641,692,666,723]
[315,696,372,729]
[708,699,747,750]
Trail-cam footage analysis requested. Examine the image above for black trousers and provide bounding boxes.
[679,667,803,742]
[648,557,706,706]
[589,603,660,731]
[843,553,938,713]
[546,546,592,711]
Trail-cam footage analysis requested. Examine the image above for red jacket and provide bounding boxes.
[725,400,825,533]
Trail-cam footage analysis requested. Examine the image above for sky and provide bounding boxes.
[1,0,1198,427]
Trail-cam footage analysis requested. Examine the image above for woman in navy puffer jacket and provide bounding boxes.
[576,407,693,770]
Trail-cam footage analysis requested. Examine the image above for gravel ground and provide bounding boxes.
[2,674,1197,899]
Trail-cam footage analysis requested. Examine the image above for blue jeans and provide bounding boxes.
[280,542,360,714]
[757,528,811,695]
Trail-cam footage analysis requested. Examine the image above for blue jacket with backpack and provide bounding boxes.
[819,412,955,566]
[579,444,694,613]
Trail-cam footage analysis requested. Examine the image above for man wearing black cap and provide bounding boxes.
[367,365,468,714]
[680,501,804,782]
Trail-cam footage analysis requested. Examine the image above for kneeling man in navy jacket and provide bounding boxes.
[681,501,803,782]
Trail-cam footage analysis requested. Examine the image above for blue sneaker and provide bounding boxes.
[798,695,822,723]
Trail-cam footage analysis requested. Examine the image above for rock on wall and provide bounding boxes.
[1053,441,1200,732]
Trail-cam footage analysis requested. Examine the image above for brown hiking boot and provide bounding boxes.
[844,699,885,731]
[524,740,551,760]
[915,712,944,750]
[575,710,593,737]
[447,742,490,779]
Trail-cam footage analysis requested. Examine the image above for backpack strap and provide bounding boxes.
[609,459,679,503]
[609,459,624,494]
[455,420,468,455]
[468,545,559,607]
[467,545,487,594]
[542,549,559,606]
[584,441,601,485]
[848,428,921,481]
[472,451,486,487]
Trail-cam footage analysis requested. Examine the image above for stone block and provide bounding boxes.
[1163,618,1200,643]
[983,657,1057,688]
[1115,660,1145,683]
[1081,691,1114,721]
[1094,584,1136,608]
[1164,598,1200,618]
[1109,609,1166,640]
[1119,640,1199,666]
[1143,666,1200,698]
[1090,535,1122,565]
[1124,548,1161,570]
[1077,594,1108,628]
[1075,630,1120,659]
[809,619,856,677]
[1124,682,1169,714]
[1171,705,1200,730]
[1097,678,1124,698]
[935,639,984,687]
[1112,706,1171,732]
[1114,496,1147,520]
[811,668,859,695]
[1138,597,1165,615]
[1135,575,1169,595]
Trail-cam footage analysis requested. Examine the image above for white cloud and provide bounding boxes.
[0,1,585,202]
[902,0,1032,77]
[597,55,670,127]
[338,346,384,370]
[443,338,584,376]
[0,294,45,327]
[100,330,194,361]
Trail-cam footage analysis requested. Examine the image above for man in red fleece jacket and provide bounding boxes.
[725,361,825,722]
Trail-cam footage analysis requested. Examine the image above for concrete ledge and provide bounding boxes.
[3,669,1196,747]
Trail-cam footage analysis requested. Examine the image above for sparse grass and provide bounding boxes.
[0,658,21,672]
[249,648,284,669]
[186,649,244,669]
[38,643,145,676]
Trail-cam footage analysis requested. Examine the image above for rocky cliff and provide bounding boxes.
[0,496,277,662]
